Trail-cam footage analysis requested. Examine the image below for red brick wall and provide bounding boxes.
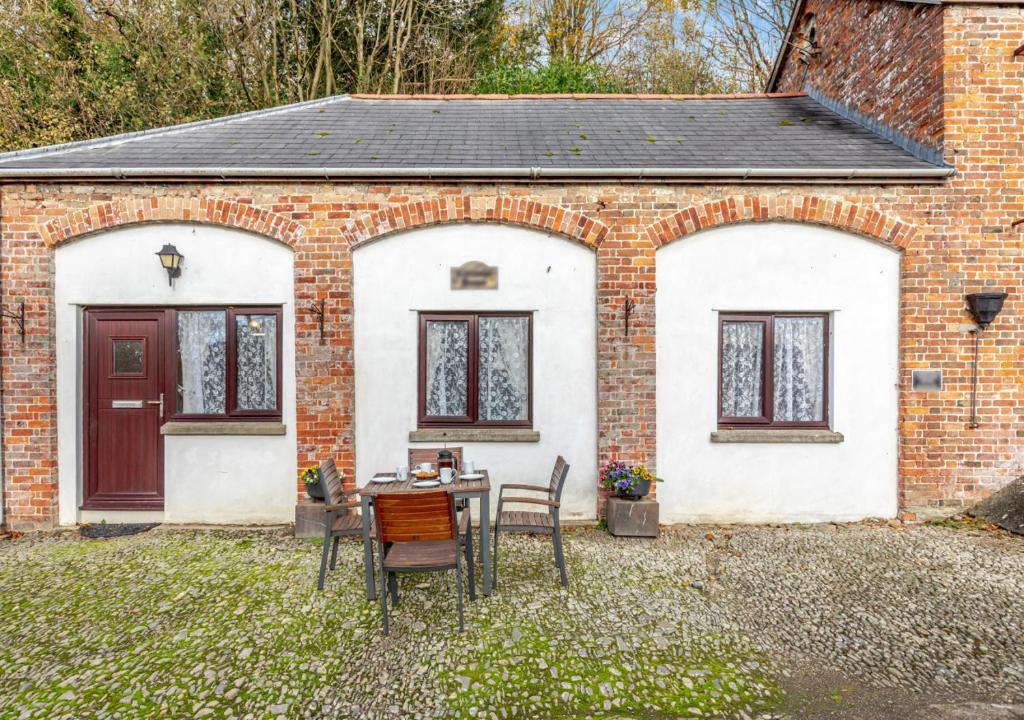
[774,0,944,151]
[1,7,1021,530]
[897,4,1024,510]
[0,201,57,529]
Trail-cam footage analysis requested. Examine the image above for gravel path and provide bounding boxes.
[0,522,1021,719]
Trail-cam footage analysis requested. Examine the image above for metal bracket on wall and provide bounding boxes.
[0,302,25,343]
[623,295,636,338]
[308,297,326,346]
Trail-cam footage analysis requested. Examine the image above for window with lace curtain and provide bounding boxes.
[172,306,282,420]
[418,312,532,427]
[719,313,829,428]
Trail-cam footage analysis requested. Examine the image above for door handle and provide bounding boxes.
[146,393,164,417]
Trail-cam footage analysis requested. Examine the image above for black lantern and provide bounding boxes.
[155,244,184,287]
[965,292,1007,329]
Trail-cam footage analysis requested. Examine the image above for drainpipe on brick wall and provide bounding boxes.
[0,187,6,529]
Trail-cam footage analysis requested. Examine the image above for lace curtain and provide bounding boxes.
[236,314,278,411]
[721,321,764,417]
[478,316,529,421]
[773,317,824,422]
[425,321,468,417]
[177,311,226,414]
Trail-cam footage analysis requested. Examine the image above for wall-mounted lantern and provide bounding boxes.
[155,244,184,287]
[965,291,1008,428]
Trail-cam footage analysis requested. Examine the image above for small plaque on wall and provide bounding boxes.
[451,261,498,290]
[912,370,942,391]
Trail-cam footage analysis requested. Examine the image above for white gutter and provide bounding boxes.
[0,165,955,180]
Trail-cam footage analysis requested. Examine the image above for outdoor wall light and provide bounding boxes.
[965,291,1008,428]
[155,244,184,287]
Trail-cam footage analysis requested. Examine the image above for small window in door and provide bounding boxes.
[112,339,145,375]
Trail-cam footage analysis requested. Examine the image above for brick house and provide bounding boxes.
[0,0,1020,531]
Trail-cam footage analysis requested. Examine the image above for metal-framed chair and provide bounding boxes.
[316,458,370,591]
[492,456,571,588]
[373,489,472,635]
[408,447,467,510]
[407,446,463,472]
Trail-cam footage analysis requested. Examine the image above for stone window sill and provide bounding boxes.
[161,421,287,436]
[710,429,844,444]
[409,428,540,443]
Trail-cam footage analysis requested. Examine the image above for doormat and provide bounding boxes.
[79,523,160,539]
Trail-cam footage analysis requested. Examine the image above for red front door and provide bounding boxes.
[83,309,166,509]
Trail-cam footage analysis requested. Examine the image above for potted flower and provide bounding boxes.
[302,465,324,500]
[600,460,661,500]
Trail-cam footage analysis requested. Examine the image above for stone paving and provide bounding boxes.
[0,521,1021,719]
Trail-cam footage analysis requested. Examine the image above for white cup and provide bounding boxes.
[440,467,455,484]
[418,462,432,474]
[463,460,475,475]
[396,466,408,481]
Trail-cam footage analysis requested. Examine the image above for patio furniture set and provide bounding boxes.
[315,448,571,634]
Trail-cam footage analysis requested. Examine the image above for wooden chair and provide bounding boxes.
[316,458,371,591]
[493,456,571,588]
[407,447,464,475]
[408,447,466,509]
[373,489,473,635]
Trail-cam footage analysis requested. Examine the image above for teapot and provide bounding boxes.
[437,449,459,473]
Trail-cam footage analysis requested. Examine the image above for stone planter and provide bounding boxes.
[606,497,659,538]
[295,499,326,538]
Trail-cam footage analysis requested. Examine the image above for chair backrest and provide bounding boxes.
[548,456,570,501]
[374,490,457,543]
[319,458,346,505]
[408,446,463,470]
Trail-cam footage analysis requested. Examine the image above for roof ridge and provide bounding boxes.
[349,92,808,101]
[0,95,352,163]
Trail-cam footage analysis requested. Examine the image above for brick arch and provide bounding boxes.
[645,195,917,251]
[38,197,305,248]
[343,196,608,250]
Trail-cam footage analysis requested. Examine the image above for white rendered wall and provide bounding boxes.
[353,224,597,519]
[55,223,296,525]
[656,222,899,523]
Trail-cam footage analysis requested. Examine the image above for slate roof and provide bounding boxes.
[0,94,950,181]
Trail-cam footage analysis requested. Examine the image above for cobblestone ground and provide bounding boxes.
[0,522,1021,720]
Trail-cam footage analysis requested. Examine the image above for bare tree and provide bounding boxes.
[701,0,794,91]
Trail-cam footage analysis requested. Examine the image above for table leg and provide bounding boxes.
[479,491,491,596]
[361,495,376,601]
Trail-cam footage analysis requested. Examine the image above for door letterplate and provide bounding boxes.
[111,400,145,409]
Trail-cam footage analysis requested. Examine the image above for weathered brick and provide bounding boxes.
[2,4,1022,530]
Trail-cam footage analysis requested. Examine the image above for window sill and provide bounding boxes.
[710,429,844,444]
[161,421,287,436]
[409,428,540,443]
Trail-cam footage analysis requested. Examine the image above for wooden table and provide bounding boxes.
[358,470,492,600]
